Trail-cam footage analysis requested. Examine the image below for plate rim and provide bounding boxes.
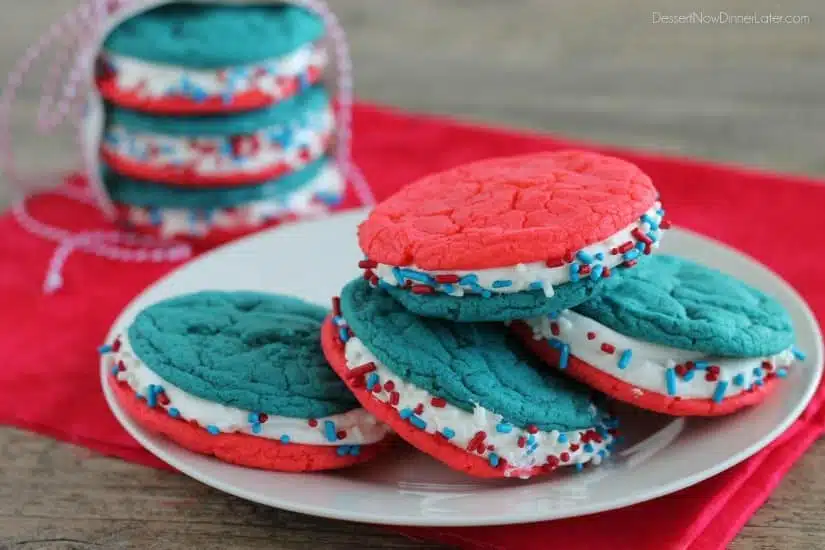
[100,212,824,526]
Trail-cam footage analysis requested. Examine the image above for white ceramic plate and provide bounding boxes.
[100,208,823,526]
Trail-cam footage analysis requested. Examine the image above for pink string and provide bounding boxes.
[0,0,370,295]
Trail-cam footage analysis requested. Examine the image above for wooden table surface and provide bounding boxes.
[1,1,824,548]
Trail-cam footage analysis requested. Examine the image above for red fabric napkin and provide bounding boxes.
[2,103,824,550]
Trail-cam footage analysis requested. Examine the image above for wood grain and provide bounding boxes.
[1,0,824,548]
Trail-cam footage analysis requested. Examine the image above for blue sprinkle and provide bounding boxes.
[576,251,594,264]
[399,408,414,420]
[135,393,144,401]
[527,435,536,446]
[398,268,434,284]
[350,445,361,456]
[146,385,158,408]
[665,368,678,396]
[584,443,594,453]
[488,453,500,467]
[251,423,262,434]
[409,415,427,430]
[598,449,607,458]
[366,373,379,389]
[753,367,763,377]
[656,208,665,216]
[391,267,404,285]
[441,428,456,440]
[777,368,789,378]
[590,264,604,281]
[496,423,513,433]
[755,378,764,387]
[492,280,513,288]
[683,369,695,382]
[548,311,560,320]
[793,347,807,361]
[149,208,162,226]
[324,420,337,442]
[594,252,605,261]
[647,231,659,243]
[713,381,729,403]
[529,281,544,290]
[635,241,647,252]
[167,408,180,418]
[623,249,641,261]
[733,373,745,386]
[280,434,291,444]
[618,349,632,369]
[336,445,350,456]
[206,425,220,435]
[569,263,580,282]
[526,444,538,456]
[338,326,349,343]
[557,433,568,444]
[481,290,492,298]
[547,338,562,349]
[559,343,570,370]
[597,426,609,438]
[459,274,478,285]
[98,344,113,354]
[575,463,584,472]
[641,214,659,230]
[247,412,258,424]
[110,366,119,376]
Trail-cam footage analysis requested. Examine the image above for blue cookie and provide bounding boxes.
[574,255,794,357]
[321,278,617,479]
[104,156,331,208]
[105,85,329,137]
[104,3,325,67]
[102,291,390,471]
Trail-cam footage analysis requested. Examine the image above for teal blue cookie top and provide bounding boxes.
[341,279,605,432]
[106,86,329,136]
[104,3,325,67]
[574,255,794,357]
[104,156,330,208]
[128,291,359,417]
[384,277,605,322]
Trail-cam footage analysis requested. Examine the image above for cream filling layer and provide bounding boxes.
[525,310,796,400]
[373,203,664,298]
[343,333,613,478]
[106,333,389,446]
[100,42,328,99]
[123,163,344,237]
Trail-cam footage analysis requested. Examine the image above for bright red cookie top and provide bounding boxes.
[359,150,658,270]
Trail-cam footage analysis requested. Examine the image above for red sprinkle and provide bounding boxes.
[189,419,200,428]
[411,285,434,295]
[586,332,596,340]
[546,455,560,468]
[371,384,382,393]
[643,243,653,255]
[358,259,377,269]
[766,372,777,380]
[578,264,592,276]
[112,339,121,352]
[331,297,341,317]
[467,431,487,453]
[430,397,447,408]
[258,413,268,423]
[600,343,616,354]
[550,322,560,336]
[157,393,170,406]
[336,430,347,440]
[563,250,574,263]
[117,360,126,372]
[414,403,424,415]
[308,419,318,427]
[705,372,719,382]
[623,259,638,268]
[631,228,653,245]
[675,364,687,377]
[560,452,570,462]
[610,247,619,255]
[545,257,565,268]
[618,241,635,254]
[389,392,400,406]
[527,424,539,434]
[434,274,460,284]
[347,362,377,380]
[660,220,672,229]
[362,269,374,281]
[569,443,580,452]
[602,267,612,279]
[708,365,721,375]
[486,444,496,451]
[383,381,395,391]
[517,437,526,448]
[369,274,379,286]
[762,361,774,371]
[685,361,695,371]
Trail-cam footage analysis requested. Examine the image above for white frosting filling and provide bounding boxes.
[343,332,614,478]
[102,107,333,177]
[524,310,796,400]
[373,203,665,298]
[106,333,389,446]
[99,42,327,101]
[122,163,344,237]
